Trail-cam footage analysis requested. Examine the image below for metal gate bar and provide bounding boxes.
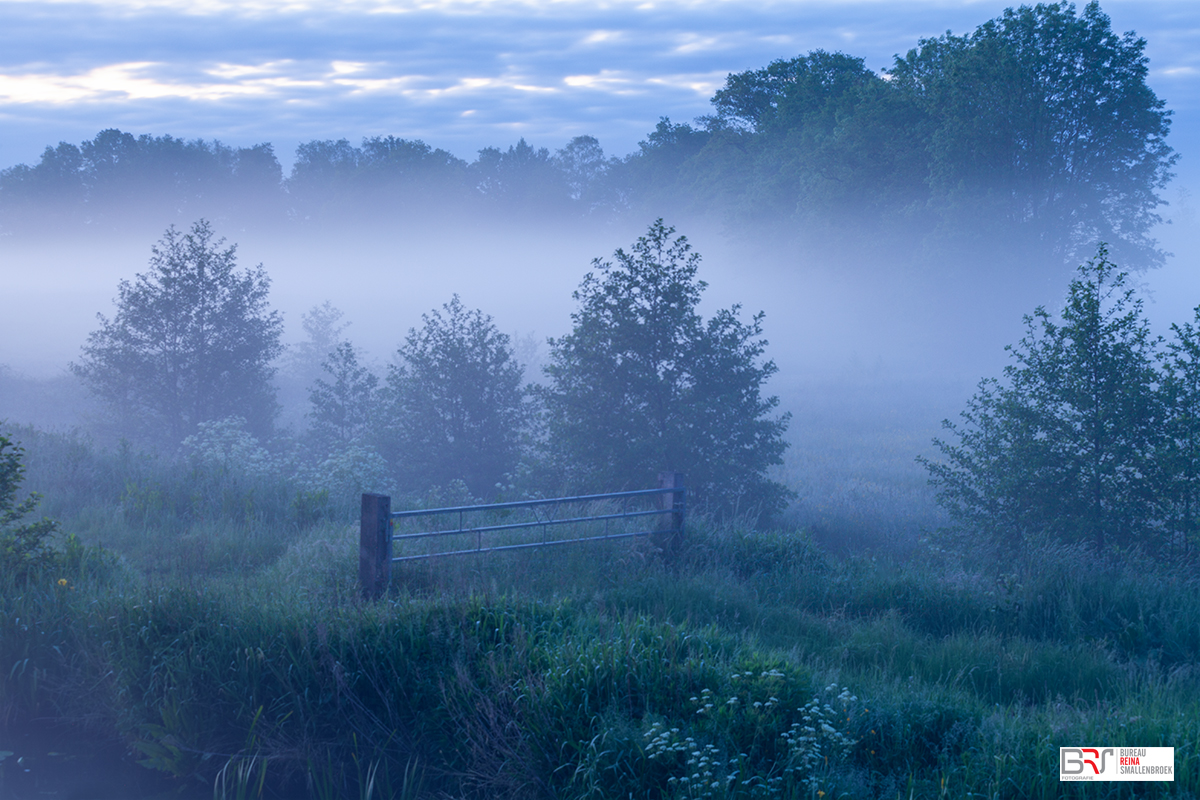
[359,471,685,598]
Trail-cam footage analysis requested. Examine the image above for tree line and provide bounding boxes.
[1,2,1176,279]
[71,219,793,520]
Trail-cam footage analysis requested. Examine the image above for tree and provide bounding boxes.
[1158,312,1200,557]
[0,431,60,581]
[888,1,1176,270]
[542,220,792,519]
[384,296,528,497]
[711,50,881,133]
[921,246,1163,552]
[307,341,381,456]
[276,302,349,434]
[286,303,350,393]
[72,220,284,450]
[618,3,1175,278]
[554,135,611,210]
[470,138,570,215]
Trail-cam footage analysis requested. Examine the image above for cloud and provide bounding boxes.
[0,0,1196,171]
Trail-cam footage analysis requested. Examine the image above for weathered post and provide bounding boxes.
[360,493,392,600]
[655,471,685,555]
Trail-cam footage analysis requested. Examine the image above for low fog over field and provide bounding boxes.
[8,2,1200,797]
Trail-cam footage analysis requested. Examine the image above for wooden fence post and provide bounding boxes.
[360,493,392,600]
[655,471,685,555]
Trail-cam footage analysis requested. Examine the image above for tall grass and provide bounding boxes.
[3,426,1199,797]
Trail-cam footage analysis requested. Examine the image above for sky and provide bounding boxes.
[0,0,1198,175]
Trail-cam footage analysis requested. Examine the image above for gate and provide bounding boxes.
[359,472,684,598]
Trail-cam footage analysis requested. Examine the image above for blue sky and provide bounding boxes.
[1,0,1198,178]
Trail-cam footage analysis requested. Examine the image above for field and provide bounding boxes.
[2,390,1199,799]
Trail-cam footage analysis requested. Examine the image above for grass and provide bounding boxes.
[3,425,1200,798]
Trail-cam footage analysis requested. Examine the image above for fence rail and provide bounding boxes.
[360,472,684,598]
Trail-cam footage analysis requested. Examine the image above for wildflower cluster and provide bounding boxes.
[182,416,280,479]
[644,722,738,799]
[640,676,858,799]
[778,684,857,794]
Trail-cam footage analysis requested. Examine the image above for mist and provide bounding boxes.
[7,2,1200,795]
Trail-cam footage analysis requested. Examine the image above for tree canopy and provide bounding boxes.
[72,220,284,450]
[920,245,1200,559]
[889,1,1175,269]
[0,430,61,581]
[542,220,792,518]
[631,1,1175,276]
[384,296,528,497]
[0,3,1175,282]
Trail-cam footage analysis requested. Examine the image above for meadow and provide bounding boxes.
[2,405,1199,799]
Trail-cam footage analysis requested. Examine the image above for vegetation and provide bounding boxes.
[384,296,529,498]
[0,3,1175,279]
[2,421,1199,798]
[0,431,62,581]
[0,2,1192,795]
[922,246,1200,560]
[71,220,284,450]
[62,217,788,519]
[543,220,791,517]
[307,341,381,458]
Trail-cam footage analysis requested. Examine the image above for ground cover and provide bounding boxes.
[2,425,1198,798]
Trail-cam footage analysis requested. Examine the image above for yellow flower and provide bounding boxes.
[57,578,68,587]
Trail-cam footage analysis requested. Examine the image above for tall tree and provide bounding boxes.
[542,220,792,519]
[471,139,571,215]
[384,296,528,497]
[1158,312,1200,557]
[72,220,284,450]
[889,1,1176,270]
[554,135,611,210]
[307,341,381,457]
[922,246,1163,552]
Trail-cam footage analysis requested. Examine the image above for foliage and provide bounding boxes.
[180,416,280,479]
[0,129,283,233]
[0,430,60,581]
[288,135,468,220]
[276,301,349,433]
[306,340,381,457]
[554,135,613,210]
[296,444,392,511]
[1160,310,1200,557]
[0,2,1176,272]
[626,2,1175,277]
[72,220,284,451]
[888,0,1176,270]
[384,295,528,498]
[5,511,1200,798]
[711,50,879,133]
[543,220,792,519]
[921,245,1165,552]
[470,138,571,215]
[285,302,349,394]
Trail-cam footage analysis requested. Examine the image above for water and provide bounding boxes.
[0,726,203,800]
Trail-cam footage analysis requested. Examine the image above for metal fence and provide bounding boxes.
[359,471,684,598]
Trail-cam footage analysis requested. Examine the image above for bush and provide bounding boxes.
[0,429,61,581]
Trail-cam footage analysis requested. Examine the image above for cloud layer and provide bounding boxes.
[0,0,1197,172]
